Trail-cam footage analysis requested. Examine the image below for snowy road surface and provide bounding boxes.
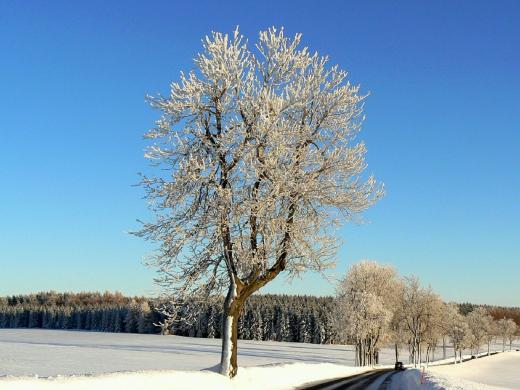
[298,368,396,389]
[298,368,449,390]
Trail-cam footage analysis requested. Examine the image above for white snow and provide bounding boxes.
[236,363,369,390]
[427,350,520,389]
[0,370,231,390]
[376,368,507,390]
[0,329,517,389]
[0,362,369,390]
[361,366,514,390]
[220,314,234,376]
[0,328,405,377]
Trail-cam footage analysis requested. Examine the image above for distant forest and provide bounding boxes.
[0,291,518,344]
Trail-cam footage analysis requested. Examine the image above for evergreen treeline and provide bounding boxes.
[1,291,517,344]
[0,292,155,334]
[0,292,335,343]
[175,295,336,344]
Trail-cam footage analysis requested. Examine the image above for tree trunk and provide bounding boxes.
[453,344,457,364]
[360,341,364,366]
[442,336,446,360]
[411,337,417,367]
[395,343,399,363]
[358,341,364,366]
[220,280,244,378]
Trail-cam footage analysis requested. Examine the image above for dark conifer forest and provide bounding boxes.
[0,292,335,343]
[0,292,518,344]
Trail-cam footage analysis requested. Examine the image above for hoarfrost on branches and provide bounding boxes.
[335,261,398,366]
[135,26,383,377]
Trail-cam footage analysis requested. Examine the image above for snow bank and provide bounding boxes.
[425,371,508,390]
[234,363,369,390]
[0,363,369,390]
[427,350,520,389]
[0,370,230,390]
[383,369,508,390]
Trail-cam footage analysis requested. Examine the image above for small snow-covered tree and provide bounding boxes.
[445,303,473,363]
[437,302,455,360]
[398,277,442,366]
[466,307,493,356]
[335,261,398,366]
[422,296,444,365]
[153,298,202,335]
[460,325,476,361]
[497,317,517,352]
[388,302,408,363]
[136,27,383,377]
[508,321,518,351]
[484,318,497,355]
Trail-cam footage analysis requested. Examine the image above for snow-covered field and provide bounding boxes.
[0,329,517,389]
[0,328,393,376]
[427,351,520,389]
[0,362,371,390]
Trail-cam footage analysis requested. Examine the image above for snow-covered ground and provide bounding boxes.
[0,363,370,390]
[0,329,381,389]
[0,328,405,377]
[0,329,517,389]
[427,351,520,389]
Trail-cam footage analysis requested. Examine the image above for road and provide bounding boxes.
[298,368,400,390]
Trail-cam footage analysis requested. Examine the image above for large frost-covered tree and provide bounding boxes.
[136,27,383,377]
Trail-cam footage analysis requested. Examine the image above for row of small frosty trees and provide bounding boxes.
[334,261,518,367]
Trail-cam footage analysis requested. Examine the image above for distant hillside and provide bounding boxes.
[459,301,520,324]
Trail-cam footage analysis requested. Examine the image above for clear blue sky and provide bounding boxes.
[1,1,519,306]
